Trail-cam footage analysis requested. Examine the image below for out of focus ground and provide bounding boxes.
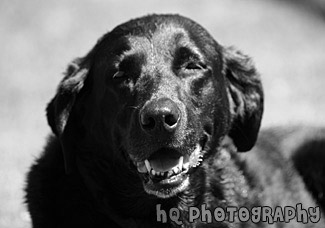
[0,0,324,227]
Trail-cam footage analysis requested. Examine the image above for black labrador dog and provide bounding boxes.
[26,14,325,228]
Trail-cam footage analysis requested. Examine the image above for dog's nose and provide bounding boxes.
[139,98,181,134]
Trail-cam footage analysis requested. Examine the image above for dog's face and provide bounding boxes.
[47,15,263,199]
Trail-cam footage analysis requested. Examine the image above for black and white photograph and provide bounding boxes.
[1,0,325,227]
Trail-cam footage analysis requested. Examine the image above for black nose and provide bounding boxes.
[139,98,181,134]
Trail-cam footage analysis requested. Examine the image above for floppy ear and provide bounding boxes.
[223,46,264,152]
[47,58,89,173]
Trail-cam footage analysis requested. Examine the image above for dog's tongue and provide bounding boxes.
[150,158,179,172]
[149,150,181,172]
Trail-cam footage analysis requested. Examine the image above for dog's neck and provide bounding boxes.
[76,138,253,227]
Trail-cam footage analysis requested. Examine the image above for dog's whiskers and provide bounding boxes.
[127,105,140,110]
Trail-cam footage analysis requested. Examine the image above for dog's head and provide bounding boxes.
[47,14,263,199]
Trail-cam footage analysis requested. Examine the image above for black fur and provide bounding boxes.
[26,14,325,227]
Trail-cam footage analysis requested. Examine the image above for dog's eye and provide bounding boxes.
[113,71,126,79]
[184,62,206,71]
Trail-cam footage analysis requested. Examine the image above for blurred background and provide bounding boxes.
[0,0,324,227]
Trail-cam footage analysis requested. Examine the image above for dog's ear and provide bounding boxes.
[223,46,264,152]
[47,58,89,173]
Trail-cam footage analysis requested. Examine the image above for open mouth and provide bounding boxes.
[132,136,207,198]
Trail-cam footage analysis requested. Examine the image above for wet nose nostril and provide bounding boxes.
[141,116,156,130]
[164,114,179,128]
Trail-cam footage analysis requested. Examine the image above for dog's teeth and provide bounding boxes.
[144,160,151,172]
[137,162,147,173]
[173,166,182,174]
[183,162,189,171]
[167,170,173,177]
[178,156,183,170]
[151,169,156,175]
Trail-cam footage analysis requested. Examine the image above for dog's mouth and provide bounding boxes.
[132,136,207,198]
